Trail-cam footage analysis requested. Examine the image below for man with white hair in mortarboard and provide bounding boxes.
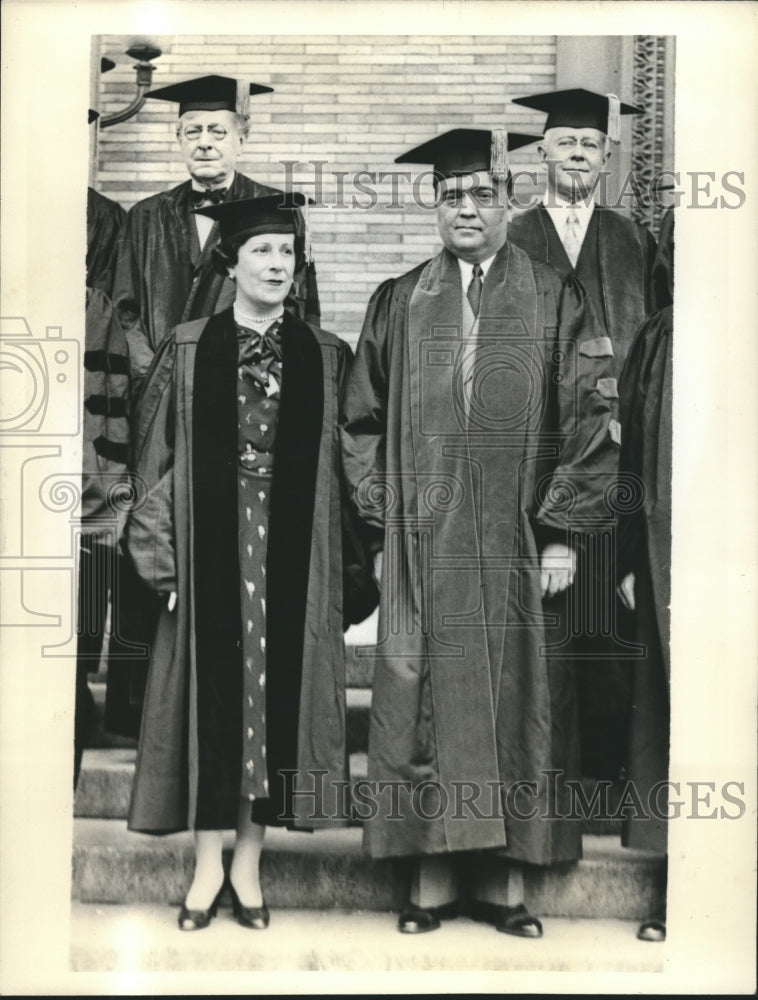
[508,88,659,785]
[111,74,320,400]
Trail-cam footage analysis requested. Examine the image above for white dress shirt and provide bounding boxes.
[191,172,236,249]
[457,254,495,293]
[457,254,495,420]
[543,192,595,262]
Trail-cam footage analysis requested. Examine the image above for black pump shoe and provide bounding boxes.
[229,884,270,930]
[177,885,225,931]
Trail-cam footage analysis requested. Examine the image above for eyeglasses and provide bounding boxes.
[181,125,229,142]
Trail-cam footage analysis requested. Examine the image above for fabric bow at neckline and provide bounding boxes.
[191,187,228,206]
[237,323,283,395]
[238,325,282,364]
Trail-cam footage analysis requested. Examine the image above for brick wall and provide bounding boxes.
[93,34,557,344]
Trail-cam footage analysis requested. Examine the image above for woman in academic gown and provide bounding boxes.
[124,194,376,931]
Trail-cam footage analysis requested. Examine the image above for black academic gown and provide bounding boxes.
[508,204,659,780]
[618,209,674,854]
[78,186,126,780]
[341,241,620,864]
[105,172,322,737]
[508,204,658,374]
[76,287,131,786]
[125,309,361,832]
[87,188,126,296]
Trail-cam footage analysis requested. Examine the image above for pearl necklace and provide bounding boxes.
[234,304,284,328]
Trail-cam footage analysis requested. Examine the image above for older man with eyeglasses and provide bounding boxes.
[111,74,320,400]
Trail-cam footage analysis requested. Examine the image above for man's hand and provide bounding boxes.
[167,591,177,612]
[373,550,383,586]
[617,572,636,612]
[540,543,576,598]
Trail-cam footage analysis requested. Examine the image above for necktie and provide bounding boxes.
[191,187,228,207]
[466,263,483,317]
[563,208,583,268]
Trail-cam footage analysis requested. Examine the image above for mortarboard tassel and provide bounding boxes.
[302,192,314,264]
[236,78,251,121]
[606,93,621,143]
[490,128,509,182]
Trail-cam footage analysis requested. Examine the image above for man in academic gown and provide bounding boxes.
[617,207,674,942]
[87,184,125,295]
[87,75,126,296]
[105,74,321,738]
[341,128,621,937]
[507,89,659,781]
[75,99,128,785]
[111,74,321,399]
[76,287,131,786]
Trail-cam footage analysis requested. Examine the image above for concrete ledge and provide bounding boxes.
[73,821,406,911]
[72,820,665,920]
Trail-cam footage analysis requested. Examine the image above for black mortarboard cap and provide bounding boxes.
[195,192,313,242]
[146,74,273,116]
[512,88,642,142]
[394,128,541,182]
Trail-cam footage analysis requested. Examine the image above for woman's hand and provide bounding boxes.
[540,543,576,598]
[167,591,177,612]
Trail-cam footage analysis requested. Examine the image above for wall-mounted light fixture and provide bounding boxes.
[99,44,162,129]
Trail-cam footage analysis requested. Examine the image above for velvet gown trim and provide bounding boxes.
[191,309,324,828]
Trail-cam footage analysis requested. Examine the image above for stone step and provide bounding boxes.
[86,682,371,753]
[86,682,137,750]
[75,747,624,837]
[72,820,665,920]
[345,687,371,753]
[75,748,134,819]
[343,609,378,686]
[345,640,375,688]
[69,903,664,973]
